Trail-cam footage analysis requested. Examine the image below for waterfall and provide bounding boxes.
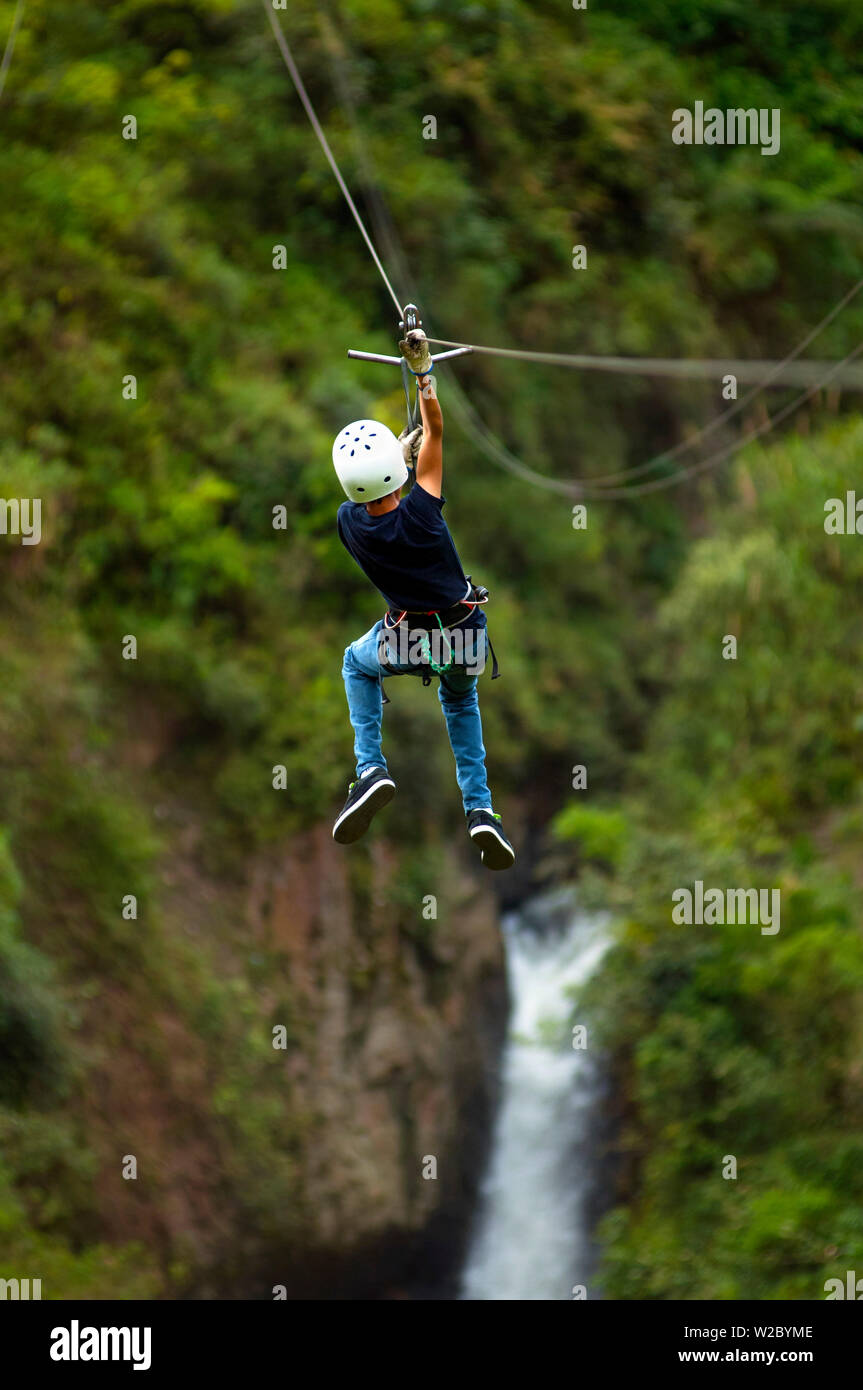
[460,891,609,1301]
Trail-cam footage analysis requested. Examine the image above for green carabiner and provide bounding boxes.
[420,612,455,675]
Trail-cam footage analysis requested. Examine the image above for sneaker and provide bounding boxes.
[466,808,515,870]
[332,767,396,844]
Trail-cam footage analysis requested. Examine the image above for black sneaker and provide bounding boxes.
[467,809,515,870]
[333,767,396,844]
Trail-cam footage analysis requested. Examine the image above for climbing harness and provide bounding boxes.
[379,580,500,702]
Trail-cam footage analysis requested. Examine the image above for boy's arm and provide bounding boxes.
[400,329,443,498]
[415,374,442,497]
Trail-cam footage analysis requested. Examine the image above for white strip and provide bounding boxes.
[333,775,394,831]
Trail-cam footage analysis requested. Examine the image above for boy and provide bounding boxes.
[332,328,515,870]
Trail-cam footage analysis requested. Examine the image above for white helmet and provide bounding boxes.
[332,419,408,503]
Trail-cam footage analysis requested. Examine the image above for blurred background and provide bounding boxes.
[1,0,863,1300]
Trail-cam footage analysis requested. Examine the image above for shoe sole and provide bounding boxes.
[469,823,516,871]
[333,778,396,844]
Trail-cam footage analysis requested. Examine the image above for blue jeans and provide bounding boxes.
[341,617,493,813]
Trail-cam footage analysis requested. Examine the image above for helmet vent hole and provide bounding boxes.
[384,475,391,482]
[357,486,365,492]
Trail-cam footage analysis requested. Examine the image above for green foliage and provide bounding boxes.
[0,1162,160,1299]
[585,423,863,1299]
[0,833,68,1109]
[553,805,630,867]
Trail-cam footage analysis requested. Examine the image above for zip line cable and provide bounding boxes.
[261,0,403,318]
[311,9,578,501]
[323,65,863,503]
[579,339,863,499]
[315,11,738,501]
[311,9,602,500]
[554,276,863,491]
[311,9,575,493]
[264,4,863,499]
[0,0,24,101]
[312,13,863,500]
[423,335,863,390]
[322,16,863,505]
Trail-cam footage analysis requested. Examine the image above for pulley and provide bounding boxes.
[347,304,473,432]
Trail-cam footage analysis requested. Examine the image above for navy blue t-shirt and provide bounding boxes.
[338,483,483,627]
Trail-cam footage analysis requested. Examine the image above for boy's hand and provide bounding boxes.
[399,328,433,376]
[398,425,423,467]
